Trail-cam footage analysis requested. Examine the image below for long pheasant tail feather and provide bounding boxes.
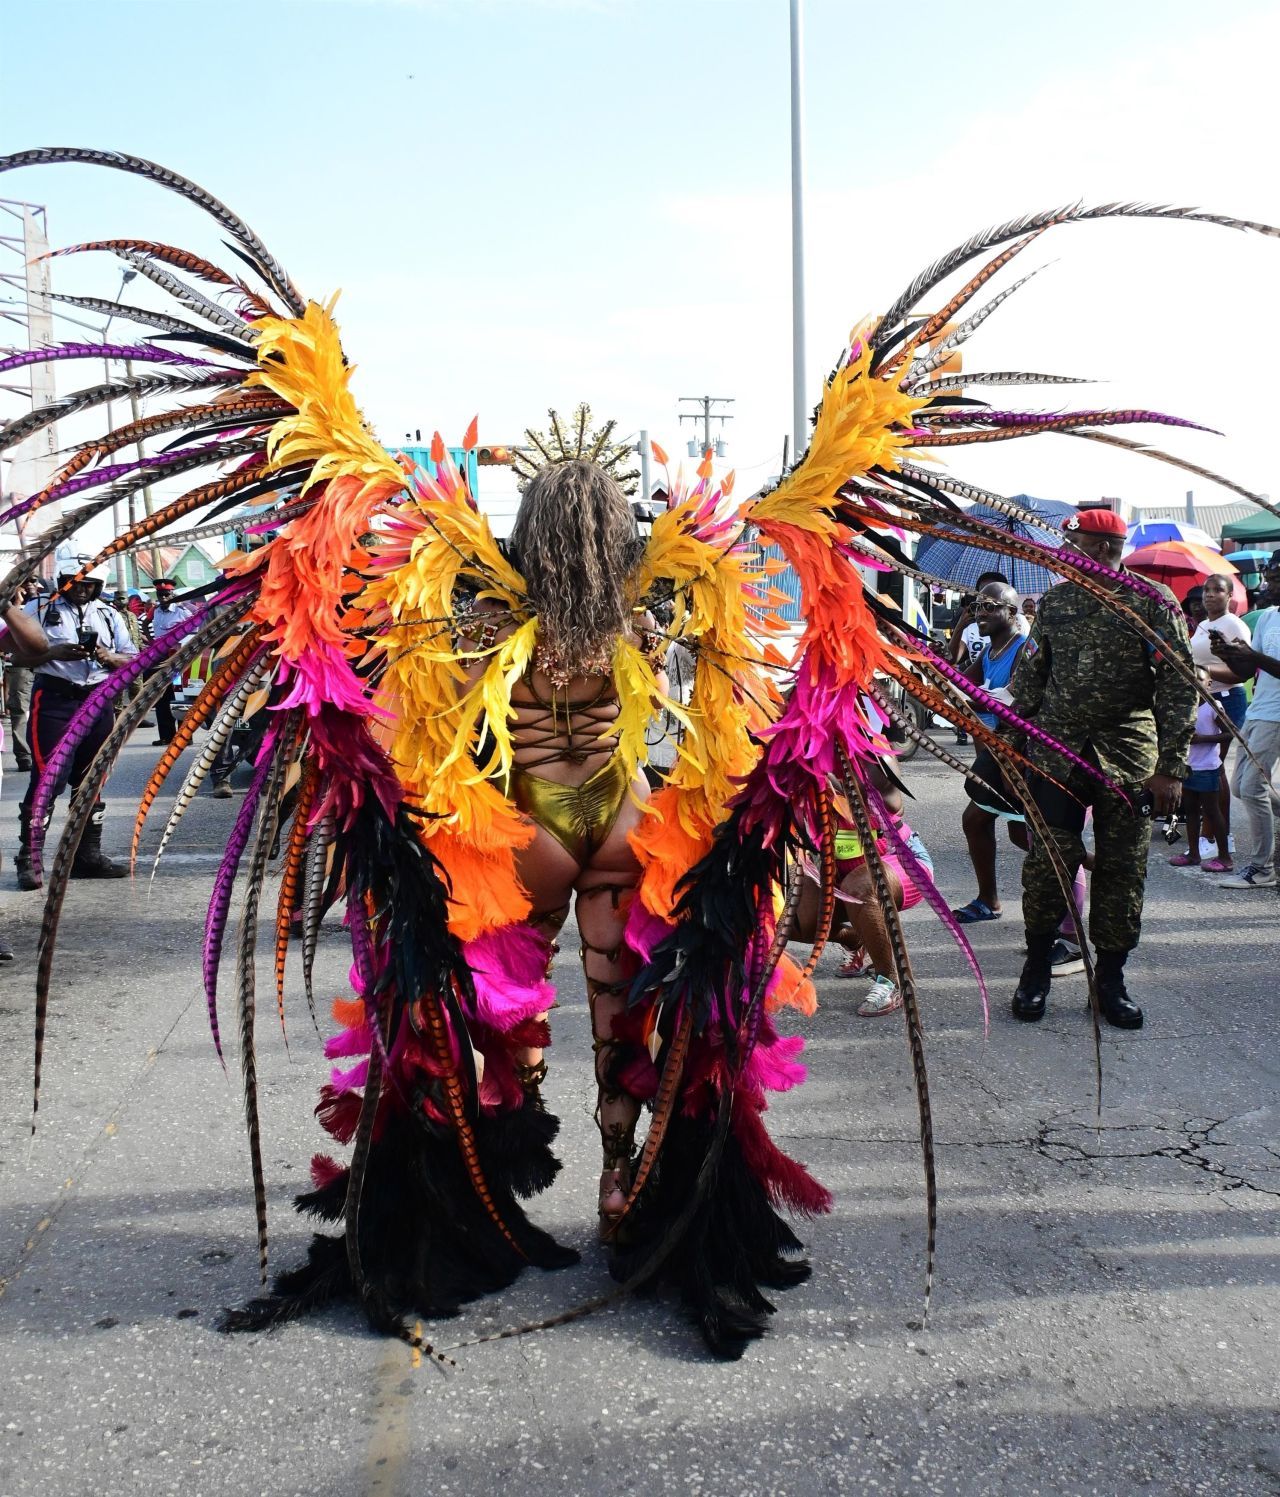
[608,1007,695,1237]
[300,811,336,1031]
[150,661,269,885]
[131,631,266,871]
[839,749,935,1320]
[32,609,236,1129]
[0,149,306,314]
[796,784,837,984]
[235,716,297,1283]
[203,729,279,1066]
[273,758,319,1041]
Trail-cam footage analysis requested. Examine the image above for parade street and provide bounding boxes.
[0,735,1276,1497]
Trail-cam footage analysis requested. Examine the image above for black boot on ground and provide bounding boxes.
[70,805,128,880]
[1093,949,1143,1029]
[15,806,42,891]
[1013,932,1055,1021]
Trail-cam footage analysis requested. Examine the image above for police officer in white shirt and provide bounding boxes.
[148,577,193,745]
[16,562,138,889]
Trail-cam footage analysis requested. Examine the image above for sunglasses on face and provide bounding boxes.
[976,600,1013,613]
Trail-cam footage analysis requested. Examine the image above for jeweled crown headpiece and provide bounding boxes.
[511,404,640,495]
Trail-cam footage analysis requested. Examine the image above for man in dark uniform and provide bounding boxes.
[1007,506,1196,1028]
[15,563,138,889]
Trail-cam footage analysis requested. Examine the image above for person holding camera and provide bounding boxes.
[14,562,138,889]
[1006,507,1195,1029]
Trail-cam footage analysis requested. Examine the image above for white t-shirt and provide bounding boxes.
[1190,611,1251,669]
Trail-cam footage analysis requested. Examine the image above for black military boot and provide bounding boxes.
[70,804,128,880]
[15,805,42,891]
[1093,949,1143,1029]
[1012,932,1055,1021]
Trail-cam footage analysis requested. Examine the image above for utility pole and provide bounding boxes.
[678,395,734,456]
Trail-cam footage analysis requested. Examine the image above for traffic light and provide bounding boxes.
[476,445,514,466]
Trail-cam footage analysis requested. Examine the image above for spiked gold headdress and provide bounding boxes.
[511,404,640,494]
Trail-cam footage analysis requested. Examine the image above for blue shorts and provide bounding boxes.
[1214,686,1247,731]
[1184,767,1221,795]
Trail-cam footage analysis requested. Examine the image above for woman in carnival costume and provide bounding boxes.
[2,147,1277,1359]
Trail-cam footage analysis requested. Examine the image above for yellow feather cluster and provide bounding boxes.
[364,492,529,836]
[248,297,405,496]
[628,484,779,912]
[748,337,925,529]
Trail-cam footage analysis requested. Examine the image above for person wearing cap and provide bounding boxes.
[148,578,194,745]
[0,595,50,956]
[1210,547,1280,890]
[15,564,138,889]
[1006,506,1196,1028]
[5,579,42,773]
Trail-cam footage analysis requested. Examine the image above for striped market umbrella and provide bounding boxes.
[915,501,1063,597]
[1125,518,1219,553]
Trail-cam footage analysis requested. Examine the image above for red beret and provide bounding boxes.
[1062,507,1127,537]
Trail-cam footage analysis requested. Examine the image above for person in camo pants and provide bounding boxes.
[1006,506,1196,1031]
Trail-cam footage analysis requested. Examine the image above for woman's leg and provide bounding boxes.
[840,863,904,980]
[1200,781,1230,862]
[574,786,650,1224]
[1183,790,1203,864]
[511,825,581,1098]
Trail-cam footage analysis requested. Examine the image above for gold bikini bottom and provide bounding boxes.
[506,754,631,865]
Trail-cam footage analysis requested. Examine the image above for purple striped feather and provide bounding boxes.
[922,407,1214,433]
[0,341,218,374]
[28,599,221,877]
[203,722,282,1066]
[7,441,236,520]
[864,782,989,1029]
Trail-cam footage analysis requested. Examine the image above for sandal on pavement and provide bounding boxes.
[1167,852,1199,868]
[1200,858,1233,874]
[856,976,903,1017]
[952,898,1001,925]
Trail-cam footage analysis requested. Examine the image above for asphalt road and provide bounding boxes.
[0,729,1276,1497]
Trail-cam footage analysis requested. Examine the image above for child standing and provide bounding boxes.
[1169,679,1232,872]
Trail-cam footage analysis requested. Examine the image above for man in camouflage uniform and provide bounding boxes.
[1008,506,1196,1028]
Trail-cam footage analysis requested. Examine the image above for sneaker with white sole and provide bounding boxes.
[856,974,903,1017]
[1050,938,1087,977]
[1214,865,1277,889]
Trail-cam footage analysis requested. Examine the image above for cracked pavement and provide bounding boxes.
[0,734,1276,1496]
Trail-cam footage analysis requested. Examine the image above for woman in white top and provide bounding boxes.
[1190,572,1251,846]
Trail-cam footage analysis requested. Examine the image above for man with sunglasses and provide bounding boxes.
[1006,506,1196,1028]
[1211,549,1280,889]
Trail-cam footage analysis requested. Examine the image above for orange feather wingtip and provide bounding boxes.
[651,440,668,465]
[430,432,446,464]
[462,416,479,452]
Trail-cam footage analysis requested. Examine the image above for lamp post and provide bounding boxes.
[789,0,808,463]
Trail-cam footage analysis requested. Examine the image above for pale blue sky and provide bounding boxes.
[4,0,1279,523]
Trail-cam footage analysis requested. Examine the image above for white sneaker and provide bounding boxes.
[1050,938,1087,977]
[1214,865,1277,889]
[856,975,903,1017]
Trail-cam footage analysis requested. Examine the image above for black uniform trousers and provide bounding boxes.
[20,676,114,822]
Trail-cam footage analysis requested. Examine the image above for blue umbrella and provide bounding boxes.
[915,498,1063,596]
[1125,519,1219,552]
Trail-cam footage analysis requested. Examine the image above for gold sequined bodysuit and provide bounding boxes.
[504,666,630,864]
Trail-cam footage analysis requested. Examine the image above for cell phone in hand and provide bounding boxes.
[76,628,99,655]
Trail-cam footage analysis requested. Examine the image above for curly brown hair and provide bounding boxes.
[508,459,642,675]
